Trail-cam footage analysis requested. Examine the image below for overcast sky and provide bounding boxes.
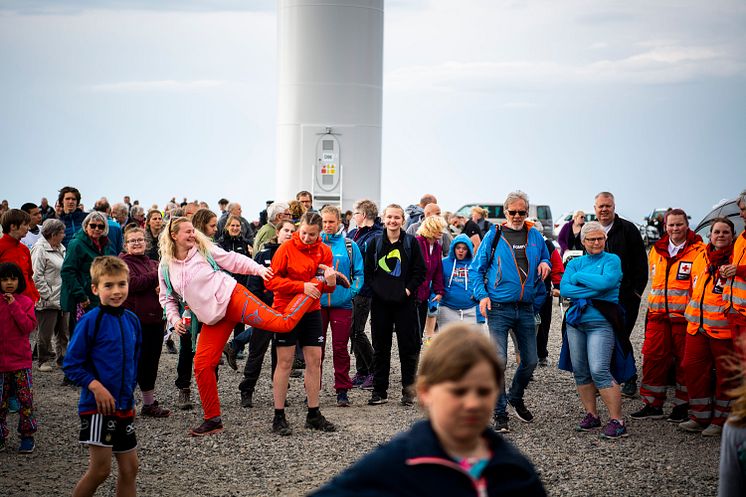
[1,0,745,225]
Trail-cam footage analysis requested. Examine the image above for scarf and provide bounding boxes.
[705,242,734,276]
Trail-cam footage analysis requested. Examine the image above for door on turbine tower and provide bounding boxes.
[313,134,341,206]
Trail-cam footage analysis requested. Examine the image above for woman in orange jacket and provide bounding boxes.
[680,217,738,437]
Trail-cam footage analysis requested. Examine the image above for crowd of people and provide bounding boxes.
[0,186,745,496]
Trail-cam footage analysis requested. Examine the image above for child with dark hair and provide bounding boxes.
[0,262,39,454]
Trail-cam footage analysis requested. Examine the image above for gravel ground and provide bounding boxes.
[1,289,722,497]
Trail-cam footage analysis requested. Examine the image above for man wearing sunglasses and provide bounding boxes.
[593,192,648,399]
[470,190,551,433]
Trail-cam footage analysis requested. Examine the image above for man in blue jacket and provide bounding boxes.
[469,191,551,433]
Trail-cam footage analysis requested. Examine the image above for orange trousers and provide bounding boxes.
[194,284,315,420]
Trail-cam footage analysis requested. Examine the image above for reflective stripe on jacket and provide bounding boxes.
[684,250,731,339]
[647,231,704,317]
[723,233,746,316]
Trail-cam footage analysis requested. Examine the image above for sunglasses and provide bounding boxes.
[89,223,106,230]
[506,210,527,216]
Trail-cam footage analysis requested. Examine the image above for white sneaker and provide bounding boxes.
[38,363,54,372]
[678,419,705,432]
[701,424,722,437]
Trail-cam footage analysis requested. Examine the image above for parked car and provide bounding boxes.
[553,210,598,237]
[455,203,555,239]
[694,197,744,240]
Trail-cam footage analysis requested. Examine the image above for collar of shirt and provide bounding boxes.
[668,239,685,257]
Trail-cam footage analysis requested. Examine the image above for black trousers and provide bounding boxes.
[620,292,643,382]
[238,328,277,394]
[536,293,553,360]
[370,296,421,396]
[137,322,165,391]
[350,296,374,376]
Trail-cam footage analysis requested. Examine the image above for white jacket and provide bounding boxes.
[31,236,66,310]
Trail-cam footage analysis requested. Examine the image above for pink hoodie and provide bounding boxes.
[159,244,264,326]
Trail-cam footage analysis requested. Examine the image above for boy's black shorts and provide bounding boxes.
[79,413,137,453]
[275,310,324,348]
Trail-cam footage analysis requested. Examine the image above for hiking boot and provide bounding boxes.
[621,381,638,398]
[223,343,238,371]
[576,412,602,432]
[600,419,628,440]
[336,390,351,407]
[538,357,549,367]
[38,362,54,372]
[190,418,223,437]
[493,414,510,433]
[141,401,171,418]
[240,391,253,408]
[18,437,35,454]
[702,424,723,437]
[351,372,366,387]
[678,419,706,433]
[368,393,388,405]
[630,404,665,420]
[306,411,337,432]
[508,398,534,423]
[178,388,193,410]
[165,338,178,354]
[272,415,292,436]
[401,392,415,407]
[666,404,689,423]
[360,374,374,390]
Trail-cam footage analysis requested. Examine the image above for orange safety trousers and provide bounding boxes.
[639,314,688,409]
[194,284,316,420]
[681,332,737,427]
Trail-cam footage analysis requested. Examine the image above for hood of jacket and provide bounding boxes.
[446,233,474,260]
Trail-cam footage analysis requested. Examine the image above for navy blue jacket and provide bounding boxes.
[310,419,546,497]
[63,305,142,413]
[348,219,383,298]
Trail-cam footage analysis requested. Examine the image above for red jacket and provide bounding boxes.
[266,231,334,312]
[0,234,40,303]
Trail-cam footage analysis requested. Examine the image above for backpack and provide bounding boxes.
[373,232,414,273]
[343,238,354,279]
[485,224,503,276]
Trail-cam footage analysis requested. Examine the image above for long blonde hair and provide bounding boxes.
[158,216,213,266]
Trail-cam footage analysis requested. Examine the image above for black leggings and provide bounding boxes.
[138,322,165,391]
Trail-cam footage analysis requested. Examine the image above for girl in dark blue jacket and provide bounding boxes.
[310,324,545,497]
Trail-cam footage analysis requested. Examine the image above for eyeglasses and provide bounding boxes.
[127,238,145,244]
[89,223,106,230]
[506,210,527,216]
[585,237,605,243]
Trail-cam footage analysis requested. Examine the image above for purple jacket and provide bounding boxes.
[415,236,445,302]
[120,253,164,325]
[558,220,583,255]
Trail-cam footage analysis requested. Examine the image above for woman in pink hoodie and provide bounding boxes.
[158,217,333,437]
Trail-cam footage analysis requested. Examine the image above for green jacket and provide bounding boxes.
[60,230,115,312]
[252,222,277,255]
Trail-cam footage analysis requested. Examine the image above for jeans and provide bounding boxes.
[231,326,254,351]
[565,320,615,389]
[487,302,537,416]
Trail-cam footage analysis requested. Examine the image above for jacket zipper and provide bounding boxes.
[406,457,485,495]
[118,315,126,408]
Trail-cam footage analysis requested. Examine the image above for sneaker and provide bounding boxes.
[630,404,665,420]
[401,392,415,407]
[306,411,337,432]
[360,374,374,390]
[165,338,178,354]
[190,419,224,437]
[38,362,54,372]
[678,419,706,433]
[666,404,689,423]
[177,388,193,410]
[493,414,510,433]
[236,351,246,360]
[538,357,549,367]
[351,372,366,387]
[508,398,534,423]
[141,401,171,418]
[18,437,35,454]
[621,381,638,398]
[240,391,253,408]
[576,412,602,431]
[368,393,388,405]
[600,419,628,440]
[8,396,19,414]
[223,343,238,371]
[272,415,292,436]
[336,390,351,407]
[702,424,723,437]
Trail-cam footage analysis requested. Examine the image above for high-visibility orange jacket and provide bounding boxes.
[648,230,704,318]
[685,249,732,339]
[724,232,746,319]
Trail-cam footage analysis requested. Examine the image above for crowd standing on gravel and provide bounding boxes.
[0,186,745,496]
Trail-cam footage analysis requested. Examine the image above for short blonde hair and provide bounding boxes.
[90,256,129,286]
[417,215,447,239]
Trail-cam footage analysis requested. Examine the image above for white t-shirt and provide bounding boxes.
[668,240,685,257]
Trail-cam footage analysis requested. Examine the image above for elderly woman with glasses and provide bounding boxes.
[559,221,630,440]
[60,211,116,329]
